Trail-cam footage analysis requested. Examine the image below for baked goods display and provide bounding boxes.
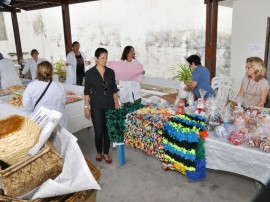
[66,90,76,95]
[0,114,41,165]
[0,89,11,97]
[6,96,22,107]
[65,90,83,104]
[66,95,83,104]
[7,85,25,92]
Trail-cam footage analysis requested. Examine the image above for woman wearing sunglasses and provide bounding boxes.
[84,47,120,164]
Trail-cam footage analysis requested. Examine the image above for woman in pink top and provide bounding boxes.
[237,57,269,107]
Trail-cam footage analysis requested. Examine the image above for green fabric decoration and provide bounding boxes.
[195,137,205,160]
[106,102,143,143]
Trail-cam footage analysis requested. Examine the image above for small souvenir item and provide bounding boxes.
[227,128,249,145]
[248,135,261,148]
[195,98,205,116]
[259,136,270,152]
[176,99,185,115]
[207,111,221,131]
[214,125,230,139]
[261,108,269,117]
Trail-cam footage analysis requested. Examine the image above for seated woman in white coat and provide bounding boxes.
[23,61,67,127]
[0,53,22,89]
[66,41,90,86]
[21,49,45,80]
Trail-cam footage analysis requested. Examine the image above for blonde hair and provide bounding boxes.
[36,61,53,81]
[246,57,266,82]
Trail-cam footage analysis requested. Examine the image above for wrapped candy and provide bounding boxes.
[259,137,270,152]
[248,135,261,148]
[227,129,249,145]
[214,125,229,138]
[214,124,235,139]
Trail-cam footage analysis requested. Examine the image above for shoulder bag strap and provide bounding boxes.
[33,80,53,111]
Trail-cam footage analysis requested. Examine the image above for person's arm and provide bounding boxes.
[184,81,197,91]
[113,92,121,109]
[84,95,91,119]
[21,60,30,76]
[258,88,269,107]
[110,69,120,109]
[22,84,33,113]
[237,86,244,97]
[84,71,91,119]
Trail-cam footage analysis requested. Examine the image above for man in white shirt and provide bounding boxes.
[21,49,45,80]
[0,53,22,89]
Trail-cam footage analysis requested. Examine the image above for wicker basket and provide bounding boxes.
[0,158,100,202]
[0,142,64,198]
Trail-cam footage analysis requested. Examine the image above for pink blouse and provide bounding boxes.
[241,76,269,107]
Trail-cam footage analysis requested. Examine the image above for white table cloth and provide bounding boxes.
[0,83,92,133]
[205,132,270,185]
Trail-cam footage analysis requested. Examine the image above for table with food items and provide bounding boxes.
[0,83,92,133]
[108,94,270,185]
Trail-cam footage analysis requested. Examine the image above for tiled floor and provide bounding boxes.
[74,127,262,202]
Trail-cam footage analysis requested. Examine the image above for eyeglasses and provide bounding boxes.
[103,81,108,94]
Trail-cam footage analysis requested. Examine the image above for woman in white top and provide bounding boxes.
[23,61,67,127]
[21,49,45,80]
[0,53,22,89]
[119,46,145,105]
[66,41,90,85]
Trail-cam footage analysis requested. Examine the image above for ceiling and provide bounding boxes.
[0,0,99,12]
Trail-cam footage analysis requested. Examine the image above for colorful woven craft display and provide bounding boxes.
[160,114,208,181]
[124,107,172,157]
[106,102,143,143]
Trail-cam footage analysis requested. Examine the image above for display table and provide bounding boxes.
[123,110,270,185]
[0,83,92,133]
[205,132,270,185]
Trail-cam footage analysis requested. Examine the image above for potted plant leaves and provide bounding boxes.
[172,64,192,84]
[53,60,66,82]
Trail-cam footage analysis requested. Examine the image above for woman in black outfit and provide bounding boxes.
[84,48,120,164]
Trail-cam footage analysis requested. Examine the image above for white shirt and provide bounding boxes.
[0,58,22,89]
[66,51,87,85]
[22,57,45,80]
[22,80,67,127]
[119,59,143,103]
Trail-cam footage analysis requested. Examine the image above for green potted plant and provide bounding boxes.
[172,64,192,84]
[53,60,66,82]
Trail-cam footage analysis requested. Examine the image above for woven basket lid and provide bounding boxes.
[0,115,41,165]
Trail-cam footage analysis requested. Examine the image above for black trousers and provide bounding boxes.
[76,73,85,86]
[91,108,110,154]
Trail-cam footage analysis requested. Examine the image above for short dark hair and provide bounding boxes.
[30,49,39,56]
[72,41,80,48]
[95,47,108,58]
[121,46,133,60]
[36,61,53,81]
[186,55,201,66]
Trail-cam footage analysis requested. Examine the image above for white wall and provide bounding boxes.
[230,0,270,93]
[1,0,232,79]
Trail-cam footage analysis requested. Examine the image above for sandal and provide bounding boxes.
[96,154,102,161]
[103,154,112,164]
